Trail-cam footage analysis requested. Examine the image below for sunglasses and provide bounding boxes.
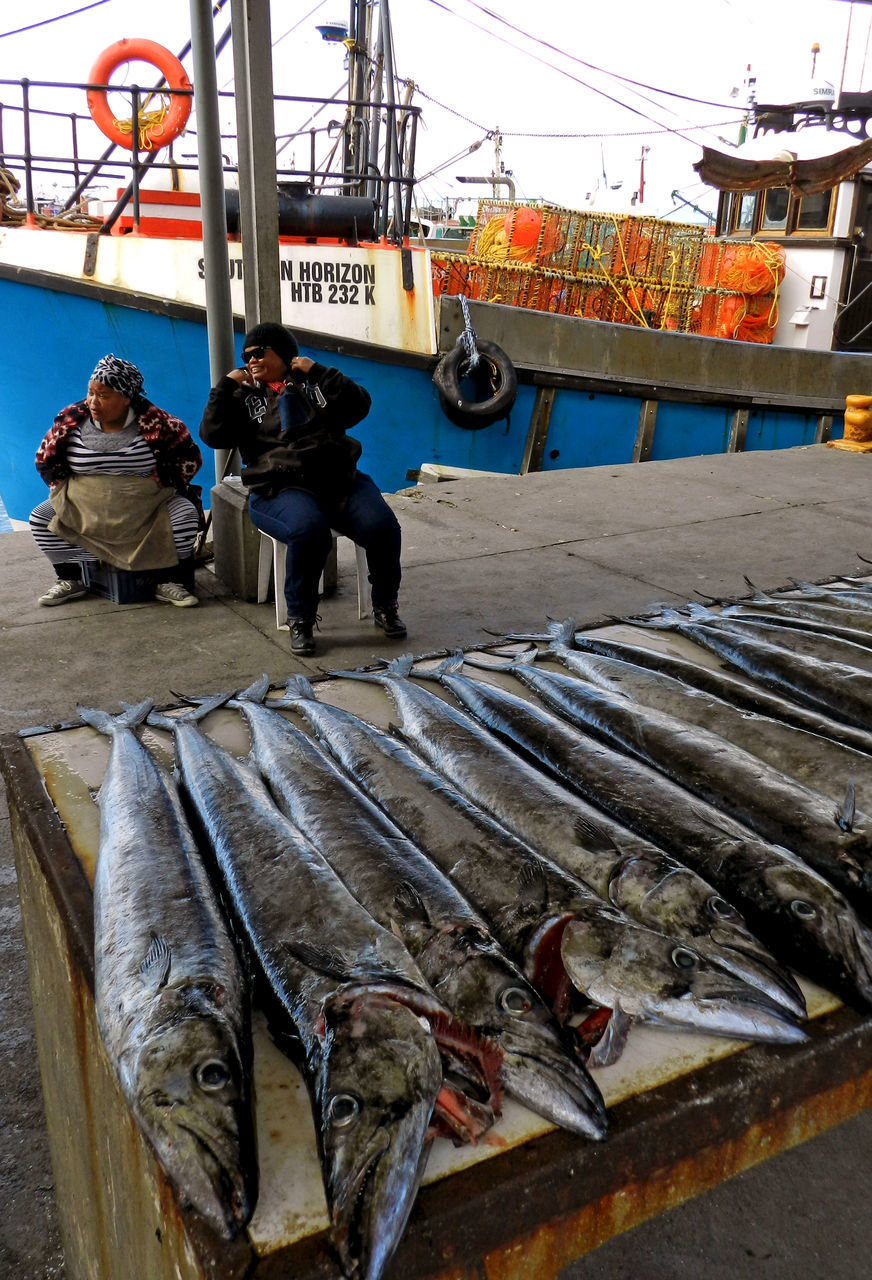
[243,345,272,362]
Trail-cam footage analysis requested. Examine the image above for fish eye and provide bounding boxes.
[671,947,698,971]
[196,1060,231,1091]
[328,1094,360,1128]
[791,899,818,920]
[500,986,533,1017]
[707,895,735,919]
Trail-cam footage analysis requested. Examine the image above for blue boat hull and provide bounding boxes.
[0,274,848,524]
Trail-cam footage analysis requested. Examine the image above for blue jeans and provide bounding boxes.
[249,471,402,620]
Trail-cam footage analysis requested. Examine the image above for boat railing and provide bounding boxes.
[833,276,872,350]
[0,76,420,243]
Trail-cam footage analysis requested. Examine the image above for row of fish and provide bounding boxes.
[80,575,872,1279]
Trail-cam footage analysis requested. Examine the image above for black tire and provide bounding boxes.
[432,339,518,430]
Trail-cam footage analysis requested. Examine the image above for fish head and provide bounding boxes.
[316,991,443,1280]
[426,936,607,1140]
[757,863,872,1010]
[560,913,806,1045]
[130,1010,255,1239]
[609,851,806,1019]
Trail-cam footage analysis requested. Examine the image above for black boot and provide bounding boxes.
[289,618,316,657]
[372,602,407,639]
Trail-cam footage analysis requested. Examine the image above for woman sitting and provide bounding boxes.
[30,354,203,608]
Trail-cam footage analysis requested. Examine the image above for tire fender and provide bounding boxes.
[432,339,518,430]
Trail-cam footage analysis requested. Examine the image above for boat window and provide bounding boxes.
[761,187,790,230]
[795,189,833,231]
[735,192,757,232]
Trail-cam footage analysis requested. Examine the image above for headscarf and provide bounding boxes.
[90,354,145,400]
[242,322,299,368]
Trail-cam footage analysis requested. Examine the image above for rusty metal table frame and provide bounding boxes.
[5,727,872,1280]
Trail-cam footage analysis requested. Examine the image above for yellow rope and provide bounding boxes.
[114,92,172,152]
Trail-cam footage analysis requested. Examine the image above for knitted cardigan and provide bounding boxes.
[35,401,203,496]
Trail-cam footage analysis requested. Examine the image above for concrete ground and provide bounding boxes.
[3,443,872,1278]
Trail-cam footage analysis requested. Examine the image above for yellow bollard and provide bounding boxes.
[829,393,872,452]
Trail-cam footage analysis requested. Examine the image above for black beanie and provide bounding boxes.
[242,322,299,368]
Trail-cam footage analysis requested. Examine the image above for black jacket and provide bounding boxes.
[199,362,370,505]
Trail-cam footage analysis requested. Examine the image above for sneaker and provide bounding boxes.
[289,618,315,657]
[38,578,88,607]
[155,581,199,608]
[373,603,407,639]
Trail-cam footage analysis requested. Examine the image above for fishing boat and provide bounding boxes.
[2,4,871,536]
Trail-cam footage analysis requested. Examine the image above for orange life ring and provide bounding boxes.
[87,38,192,152]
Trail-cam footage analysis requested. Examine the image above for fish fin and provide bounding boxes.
[147,691,231,732]
[286,939,350,980]
[231,674,271,705]
[140,933,172,990]
[837,779,857,832]
[517,859,549,912]
[78,698,154,736]
[586,1009,631,1068]
[393,880,432,926]
[573,813,622,858]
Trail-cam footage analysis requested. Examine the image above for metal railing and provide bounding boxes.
[0,76,421,243]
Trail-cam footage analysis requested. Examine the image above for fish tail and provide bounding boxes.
[147,691,231,732]
[329,655,415,682]
[78,698,153,736]
[460,647,539,674]
[255,673,317,711]
[230,674,271,706]
[434,651,465,677]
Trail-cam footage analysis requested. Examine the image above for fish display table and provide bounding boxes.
[4,657,872,1280]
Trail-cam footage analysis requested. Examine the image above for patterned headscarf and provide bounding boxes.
[90,354,145,400]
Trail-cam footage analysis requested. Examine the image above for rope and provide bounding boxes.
[458,295,480,370]
[114,92,171,152]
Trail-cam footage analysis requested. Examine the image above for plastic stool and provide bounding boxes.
[256,531,370,629]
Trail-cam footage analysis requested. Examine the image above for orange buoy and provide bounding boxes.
[87,38,192,152]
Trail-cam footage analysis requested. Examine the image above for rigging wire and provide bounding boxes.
[0,0,110,40]
[459,0,746,112]
[418,0,728,147]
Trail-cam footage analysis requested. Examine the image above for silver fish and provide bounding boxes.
[79,700,255,1240]
[514,620,872,757]
[231,677,607,1140]
[405,657,872,1011]
[495,619,872,813]
[631,607,872,731]
[471,646,872,924]
[313,668,807,1049]
[147,698,484,1280]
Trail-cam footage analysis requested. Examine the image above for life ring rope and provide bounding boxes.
[87,38,192,153]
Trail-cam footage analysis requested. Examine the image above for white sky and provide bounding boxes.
[0,0,866,219]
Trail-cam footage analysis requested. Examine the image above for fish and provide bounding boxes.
[467,647,872,923]
[317,665,808,1044]
[630,607,872,732]
[517,620,872,758]
[78,700,256,1240]
[487,625,872,815]
[683,603,872,673]
[719,583,872,637]
[146,697,492,1280]
[229,676,606,1141]
[389,655,872,1011]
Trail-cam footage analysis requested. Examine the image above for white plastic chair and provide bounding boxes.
[256,530,370,630]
